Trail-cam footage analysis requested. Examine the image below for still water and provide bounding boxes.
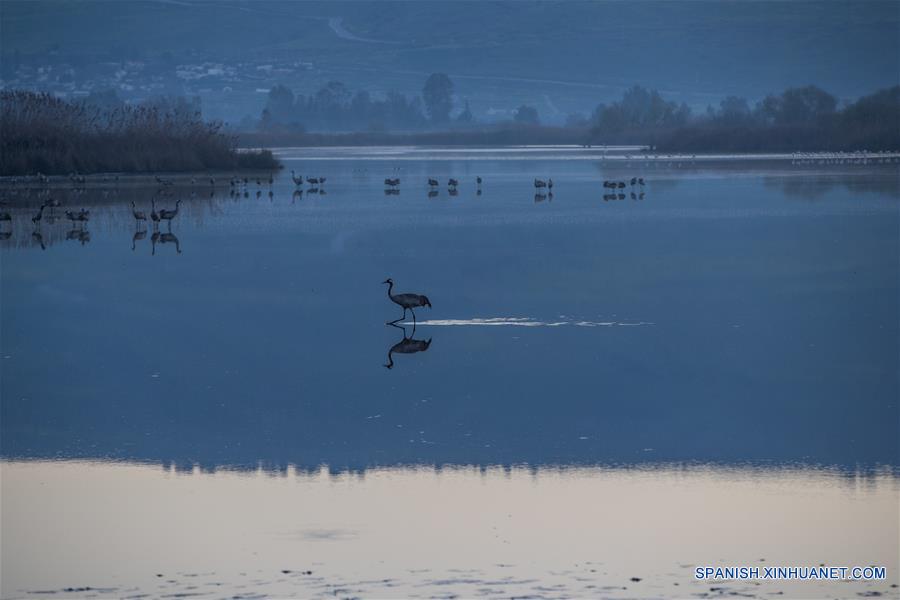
[1,148,898,598]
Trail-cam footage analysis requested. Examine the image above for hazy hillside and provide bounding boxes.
[1,0,897,124]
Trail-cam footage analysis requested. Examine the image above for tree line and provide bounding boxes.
[256,73,898,152]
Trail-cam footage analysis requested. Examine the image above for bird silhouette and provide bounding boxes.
[31,204,46,227]
[383,278,432,324]
[159,200,181,229]
[384,322,432,370]
[131,201,147,223]
[150,199,160,227]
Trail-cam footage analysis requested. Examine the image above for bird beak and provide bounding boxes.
[382,279,390,284]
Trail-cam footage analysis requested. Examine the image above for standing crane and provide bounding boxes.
[131,201,147,224]
[150,199,160,228]
[383,278,432,323]
[159,199,181,229]
[31,204,46,227]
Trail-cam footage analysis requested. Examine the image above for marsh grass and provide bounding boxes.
[1,91,278,176]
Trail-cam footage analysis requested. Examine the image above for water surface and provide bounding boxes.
[1,148,898,597]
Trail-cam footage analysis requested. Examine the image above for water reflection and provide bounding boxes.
[151,230,182,255]
[65,227,90,245]
[131,228,147,251]
[1,157,896,475]
[384,322,432,369]
[1,459,896,599]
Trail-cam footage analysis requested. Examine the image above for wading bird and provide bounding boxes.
[428,178,439,187]
[150,199,160,227]
[159,200,181,228]
[534,178,547,189]
[131,201,147,223]
[31,204,46,227]
[448,178,458,188]
[476,176,482,186]
[383,278,432,323]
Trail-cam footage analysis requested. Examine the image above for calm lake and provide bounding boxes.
[1,147,898,598]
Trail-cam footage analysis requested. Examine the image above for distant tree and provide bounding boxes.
[514,105,540,125]
[755,95,781,125]
[565,112,589,128]
[778,85,837,124]
[718,96,751,125]
[423,73,454,124]
[259,108,274,131]
[266,85,295,123]
[591,86,685,136]
[457,99,474,123]
[350,90,371,126]
[673,102,692,126]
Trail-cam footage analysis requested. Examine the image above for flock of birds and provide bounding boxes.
[602,176,647,201]
[381,176,484,197]
[290,170,328,197]
[0,169,655,251]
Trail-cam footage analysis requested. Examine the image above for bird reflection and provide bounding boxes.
[427,190,439,199]
[448,188,458,197]
[151,230,182,255]
[292,189,303,203]
[32,231,46,250]
[384,188,400,196]
[66,228,91,245]
[384,322,432,370]
[132,229,147,251]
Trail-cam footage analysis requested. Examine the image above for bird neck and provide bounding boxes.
[386,281,394,296]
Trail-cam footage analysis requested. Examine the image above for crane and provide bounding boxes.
[383,278,432,323]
